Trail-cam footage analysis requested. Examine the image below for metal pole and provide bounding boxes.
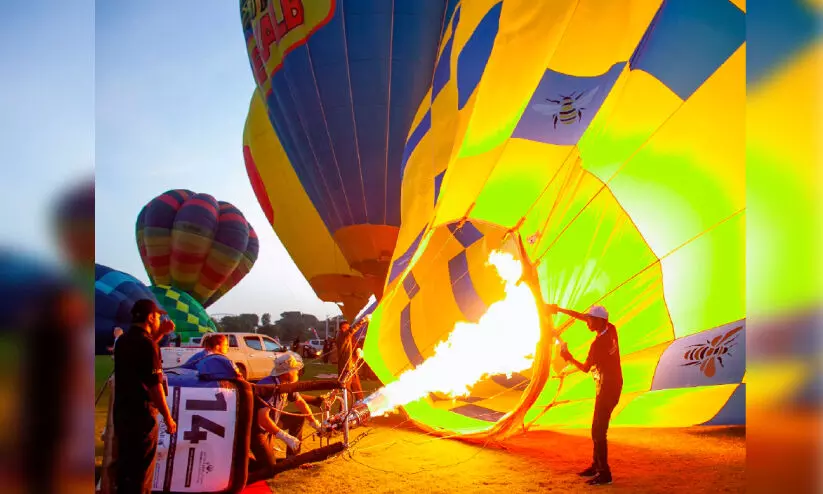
[325,318,329,340]
[342,388,350,447]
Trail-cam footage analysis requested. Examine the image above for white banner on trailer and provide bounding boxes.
[152,385,238,492]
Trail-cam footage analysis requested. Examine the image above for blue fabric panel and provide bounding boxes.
[748,0,819,86]
[400,109,431,177]
[651,320,746,391]
[400,303,424,367]
[456,2,502,109]
[702,384,745,425]
[402,271,420,299]
[629,0,745,100]
[448,251,488,323]
[388,226,426,284]
[434,170,445,205]
[450,404,506,422]
[447,221,483,248]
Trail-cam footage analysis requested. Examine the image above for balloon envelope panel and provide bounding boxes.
[368,0,746,435]
[95,263,159,355]
[150,285,217,343]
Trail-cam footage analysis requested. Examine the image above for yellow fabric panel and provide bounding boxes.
[611,384,739,427]
[548,0,662,77]
[661,212,745,337]
[470,141,575,228]
[433,145,497,227]
[461,391,526,416]
[530,392,638,429]
[408,246,465,360]
[728,0,746,11]
[748,43,822,315]
[458,0,579,158]
[374,289,413,377]
[408,88,433,136]
[607,46,745,258]
[244,90,359,281]
[579,70,682,182]
[746,361,812,408]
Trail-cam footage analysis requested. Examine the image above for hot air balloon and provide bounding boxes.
[136,189,259,342]
[94,263,161,354]
[243,89,373,321]
[360,0,746,437]
[239,0,456,304]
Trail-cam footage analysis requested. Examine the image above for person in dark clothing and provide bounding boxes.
[336,321,364,406]
[114,299,177,494]
[291,337,301,353]
[549,304,623,486]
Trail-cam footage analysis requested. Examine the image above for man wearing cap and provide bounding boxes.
[113,299,177,494]
[548,304,623,486]
[247,352,324,484]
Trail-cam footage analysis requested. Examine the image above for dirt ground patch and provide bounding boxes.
[269,415,745,494]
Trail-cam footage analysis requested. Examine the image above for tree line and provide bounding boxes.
[211,311,344,345]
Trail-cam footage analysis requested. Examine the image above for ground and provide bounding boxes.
[95,357,745,493]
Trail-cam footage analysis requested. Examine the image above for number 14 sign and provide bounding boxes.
[153,385,239,492]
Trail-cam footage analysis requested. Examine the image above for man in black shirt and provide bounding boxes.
[113,299,177,494]
[549,304,623,486]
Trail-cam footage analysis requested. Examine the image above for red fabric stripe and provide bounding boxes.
[186,198,219,216]
[218,213,247,224]
[170,250,208,264]
[157,194,183,209]
[243,146,275,225]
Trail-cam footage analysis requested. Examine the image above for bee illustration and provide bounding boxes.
[532,87,600,129]
[681,326,743,378]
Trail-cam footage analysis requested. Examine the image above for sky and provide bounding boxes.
[93,1,343,320]
[0,1,341,320]
[0,1,94,264]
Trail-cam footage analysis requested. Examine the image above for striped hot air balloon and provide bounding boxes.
[136,189,259,309]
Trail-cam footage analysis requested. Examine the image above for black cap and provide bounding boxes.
[131,299,167,322]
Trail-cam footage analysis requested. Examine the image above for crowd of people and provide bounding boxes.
[105,298,623,491]
[106,300,371,493]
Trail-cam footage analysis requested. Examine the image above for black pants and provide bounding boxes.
[115,417,158,494]
[247,414,306,484]
[591,389,621,476]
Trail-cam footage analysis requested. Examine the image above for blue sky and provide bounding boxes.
[93,1,343,320]
[0,1,341,320]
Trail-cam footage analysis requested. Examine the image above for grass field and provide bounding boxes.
[95,358,745,493]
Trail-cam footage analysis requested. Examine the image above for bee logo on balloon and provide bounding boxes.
[532,86,600,129]
[681,326,743,378]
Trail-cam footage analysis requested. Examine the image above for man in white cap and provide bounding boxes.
[548,304,623,486]
[247,352,324,484]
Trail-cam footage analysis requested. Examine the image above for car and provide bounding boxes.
[301,339,325,359]
[161,333,289,380]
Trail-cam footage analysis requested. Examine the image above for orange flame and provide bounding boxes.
[364,251,542,417]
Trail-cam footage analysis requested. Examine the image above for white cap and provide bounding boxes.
[272,352,304,376]
[587,305,609,320]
